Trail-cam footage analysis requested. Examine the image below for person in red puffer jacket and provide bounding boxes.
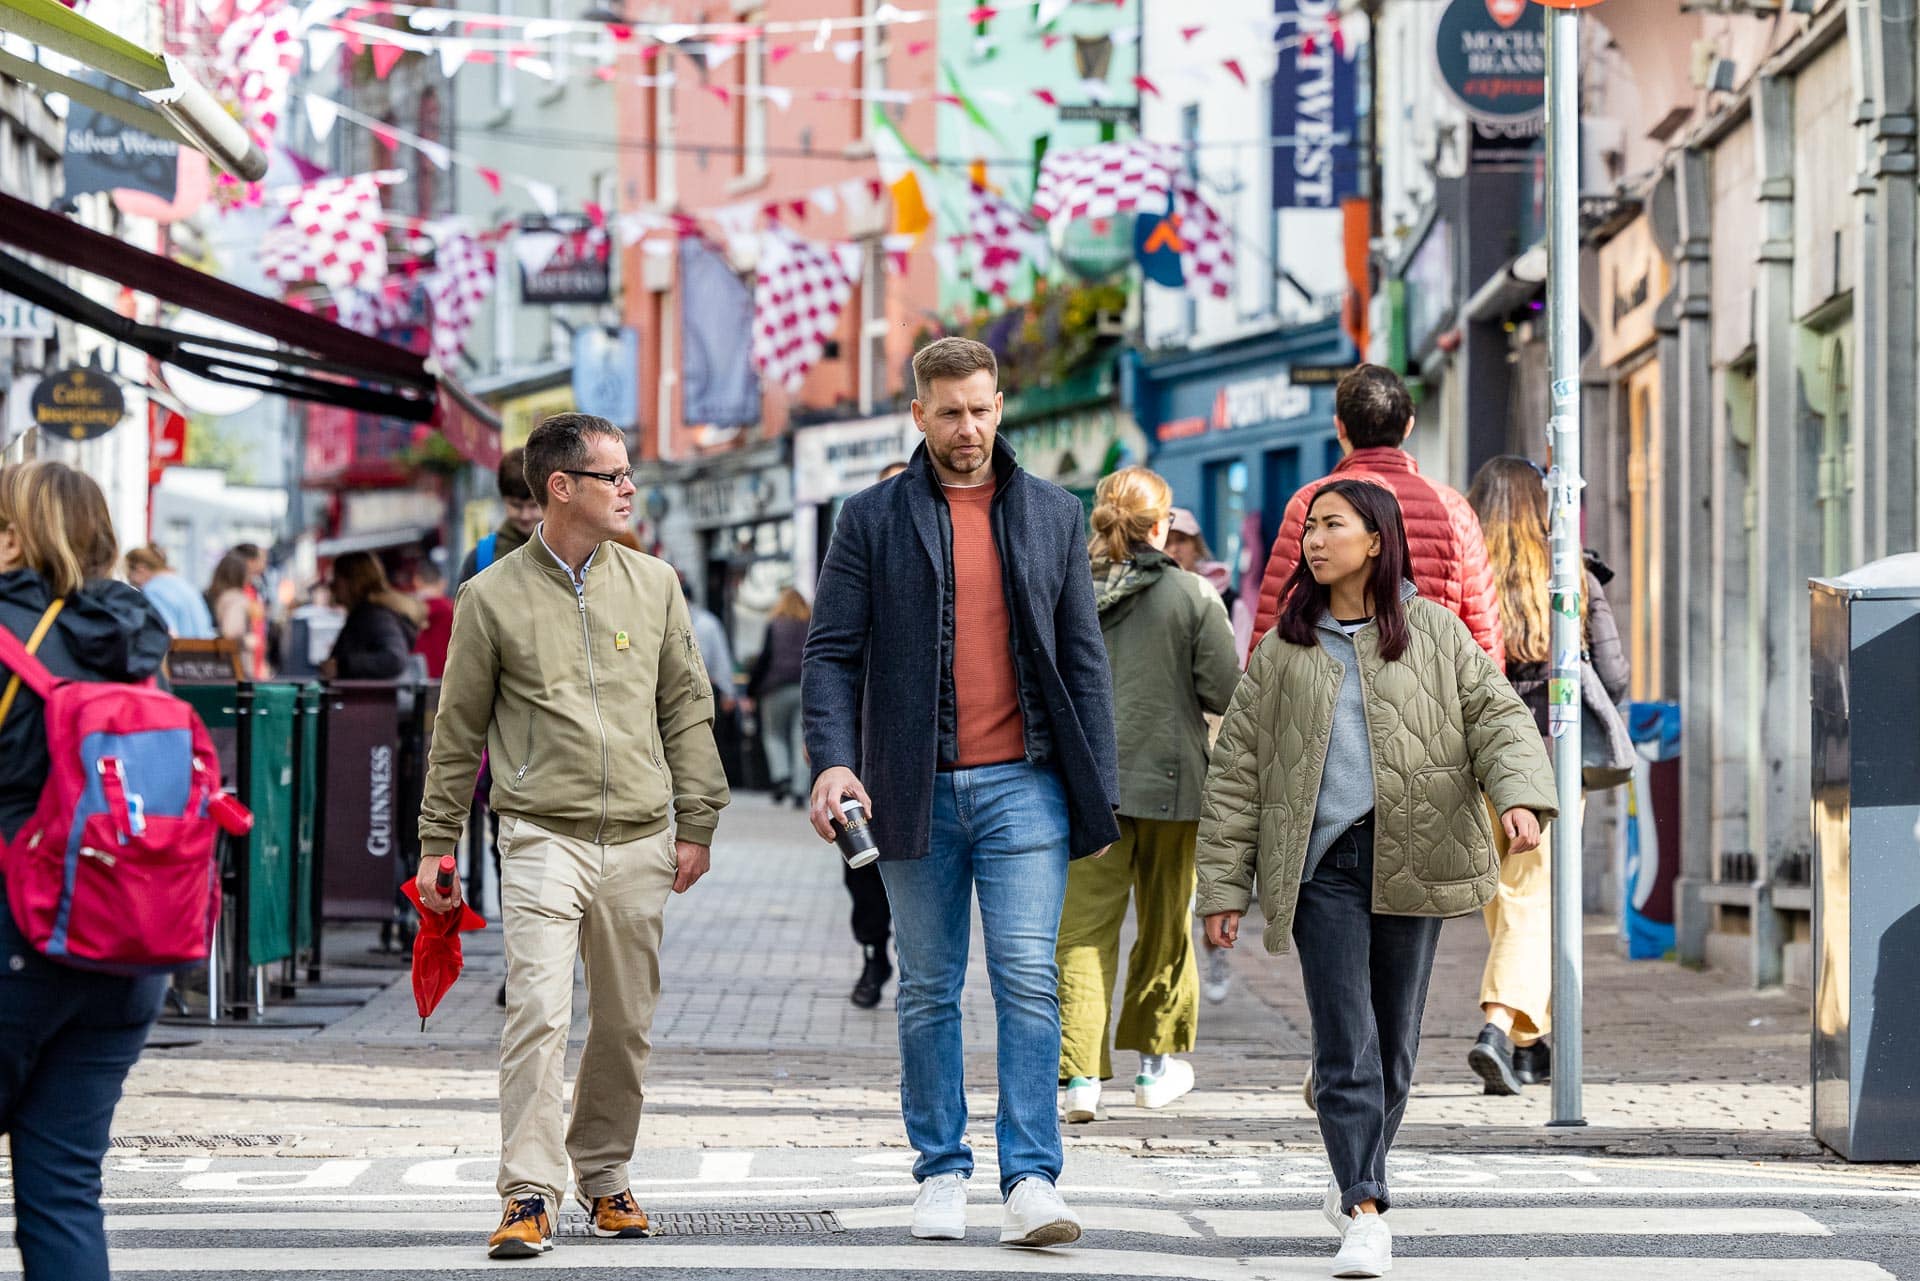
[1249,364,1503,666]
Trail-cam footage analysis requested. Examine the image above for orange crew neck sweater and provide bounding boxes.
[944,478,1026,768]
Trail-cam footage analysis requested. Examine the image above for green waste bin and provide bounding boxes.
[178,683,300,969]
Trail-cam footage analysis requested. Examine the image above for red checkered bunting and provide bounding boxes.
[262,175,388,290]
[968,182,1035,300]
[425,231,494,371]
[331,281,415,337]
[217,0,303,146]
[752,230,859,394]
[1031,142,1236,299]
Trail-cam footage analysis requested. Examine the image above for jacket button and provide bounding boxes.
[1166,769,1175,778]
[1160,805,1169,812]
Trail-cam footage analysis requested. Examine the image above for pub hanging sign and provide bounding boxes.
[30,366,126,441]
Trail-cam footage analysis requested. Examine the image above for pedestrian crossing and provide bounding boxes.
[0,1204,1898,1279]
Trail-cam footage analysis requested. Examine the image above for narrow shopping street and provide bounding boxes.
[2,794,1909,1280]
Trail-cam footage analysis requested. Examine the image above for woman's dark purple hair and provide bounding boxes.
[1274,478,1415,661]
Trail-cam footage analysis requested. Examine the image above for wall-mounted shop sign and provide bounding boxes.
[1157,370,1314,442]
[515,215,612,304]
[30,365,125,440]
[0,293,55,339]
[793,415,915,506]
[1272,0,1359,209]
[1434,0,1547,124]
[1597,215,1670,366]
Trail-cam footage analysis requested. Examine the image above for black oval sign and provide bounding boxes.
[30,366,125,441]
[1434,0,1546,123]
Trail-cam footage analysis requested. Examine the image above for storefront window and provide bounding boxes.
[1205,459,1250,591]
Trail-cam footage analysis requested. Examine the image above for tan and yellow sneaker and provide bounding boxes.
[487,1195,555,1258]
[577,1188,651,1238]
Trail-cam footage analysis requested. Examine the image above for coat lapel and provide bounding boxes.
[904,444,944,574]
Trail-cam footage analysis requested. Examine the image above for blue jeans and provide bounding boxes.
[1292,822,1444,1214]
[878,761,1071,1199]
[0,902,166,1281]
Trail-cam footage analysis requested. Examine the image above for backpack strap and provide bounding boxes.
[475,533,498,573]
[0,600,64,724]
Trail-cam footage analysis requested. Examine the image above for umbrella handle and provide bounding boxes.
[434,855,456,897]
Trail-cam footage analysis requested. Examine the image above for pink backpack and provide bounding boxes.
[0,606,251,973]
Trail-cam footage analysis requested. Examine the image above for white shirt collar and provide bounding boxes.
[535,522,594,586]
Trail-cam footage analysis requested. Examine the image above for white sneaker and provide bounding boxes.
[1321,1177,1349,1238]
[999,1177,1082,1248]
[1134,1057,1195,1109]
[910,1172,968,1240]
[1063,1077,1101,1124]
[1202,946,1232,1003]
[1330,1213,1391,1277]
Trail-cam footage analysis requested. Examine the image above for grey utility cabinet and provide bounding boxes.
[1810,553,1920,1160]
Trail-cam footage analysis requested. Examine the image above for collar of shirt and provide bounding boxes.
[535,522,594,595]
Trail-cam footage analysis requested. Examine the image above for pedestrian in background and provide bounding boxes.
[230,542,272,678]
[207,550,263,677]
[124,543,214,639]
[1057,467,1239,1124]
[1248,365,1503,662]
[417,412,729,1258]
[457,446,541,588]
[805,338,1118,1250]
[413,560,454,679]
[322,551,425,680]
[748,587,810,808]
[1464,456,1632,1095]
[1198,479,1555,1280]
[0,461,172,1281]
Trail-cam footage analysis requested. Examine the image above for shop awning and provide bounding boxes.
[0,190,437,421]
[0,0,266,180]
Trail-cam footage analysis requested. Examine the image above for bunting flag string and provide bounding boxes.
[423,229,495,370]
[259,173,389,289]
[967,182,1047,299]
[1031,142,1235,299]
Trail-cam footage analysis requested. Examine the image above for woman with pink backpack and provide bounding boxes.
[0,461,174,1280]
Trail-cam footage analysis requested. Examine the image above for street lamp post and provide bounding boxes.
[1540,0,1591,1129]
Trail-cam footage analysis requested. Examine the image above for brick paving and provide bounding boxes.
[108,793,1822,1162]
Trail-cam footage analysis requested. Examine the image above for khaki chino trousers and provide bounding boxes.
[1480,796,1585,1045]
[495,815,677,1208]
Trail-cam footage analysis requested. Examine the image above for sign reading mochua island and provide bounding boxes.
[30,366,125,441]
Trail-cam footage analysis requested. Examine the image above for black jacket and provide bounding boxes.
[803,436,1120,861]
[747,615,808,698]
[330,597,421,680]
[0,572,170,841]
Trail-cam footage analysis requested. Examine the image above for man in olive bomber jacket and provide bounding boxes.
[415,413,730,1259]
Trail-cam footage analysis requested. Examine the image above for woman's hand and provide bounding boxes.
[1501,807,1542,855]
[1204,911,1242,949]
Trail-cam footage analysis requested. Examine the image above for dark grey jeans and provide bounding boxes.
[1292,820,1444,1214]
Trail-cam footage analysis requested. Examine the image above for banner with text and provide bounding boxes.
[1271,0,1359,209]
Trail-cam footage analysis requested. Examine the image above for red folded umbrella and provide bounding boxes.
[400,857,488,1031]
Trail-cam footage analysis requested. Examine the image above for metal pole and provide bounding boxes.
[1544,3,1587,1129]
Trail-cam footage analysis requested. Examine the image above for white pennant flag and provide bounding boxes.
[417,140,452,170]
[514,56,557,81]
[513,229,565,277]
[704,42,737,70]
[523,18,569,41]
[809,184,839,215]
[838,178,873,221]
[439,40,472,77]
[832,40,862,64]
[832,242,865,282]
[931,239,959,283]
[1036,0,1071,26]
[305,27,346,73]
[813,18,832,51]
[522,180,560,217]
[408,8,458,31]
[298,0,347,32]
[763,85,793,111]
[304,93,339,141]
[654,23,696,43]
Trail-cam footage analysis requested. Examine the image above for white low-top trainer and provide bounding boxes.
[1063,1077,1101,1124]
[999,1177,1082,1248]
[1134,1057,1196,1109]
[1321,1177,1349,1238]
[910,1172,968,1241]
[1330,1212,1392,1277]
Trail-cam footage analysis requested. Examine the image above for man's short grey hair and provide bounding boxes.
[912,337,998,401]
[524,413,624,506]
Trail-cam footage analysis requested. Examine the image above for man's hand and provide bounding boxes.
[1501,807,1543,855]
[415,854,460,913]
[1204,911,1242,950]
[809,767,873,842]
[672,841,711,894]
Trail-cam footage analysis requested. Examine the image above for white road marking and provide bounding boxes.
[0,1245,1894,1279]
[1195,1207,1831,1238]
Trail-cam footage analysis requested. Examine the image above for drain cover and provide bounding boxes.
[560,1211,842,1238]
[109,1135,288,1149]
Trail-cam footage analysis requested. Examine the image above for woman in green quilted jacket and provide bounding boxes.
[1195,479,1556,1281]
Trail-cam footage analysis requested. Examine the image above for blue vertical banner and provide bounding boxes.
[1271,0,1359,210]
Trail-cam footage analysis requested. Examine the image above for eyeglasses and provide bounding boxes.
[563,467,636,486]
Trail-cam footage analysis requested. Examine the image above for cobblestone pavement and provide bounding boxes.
[106,792,1816,1162]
